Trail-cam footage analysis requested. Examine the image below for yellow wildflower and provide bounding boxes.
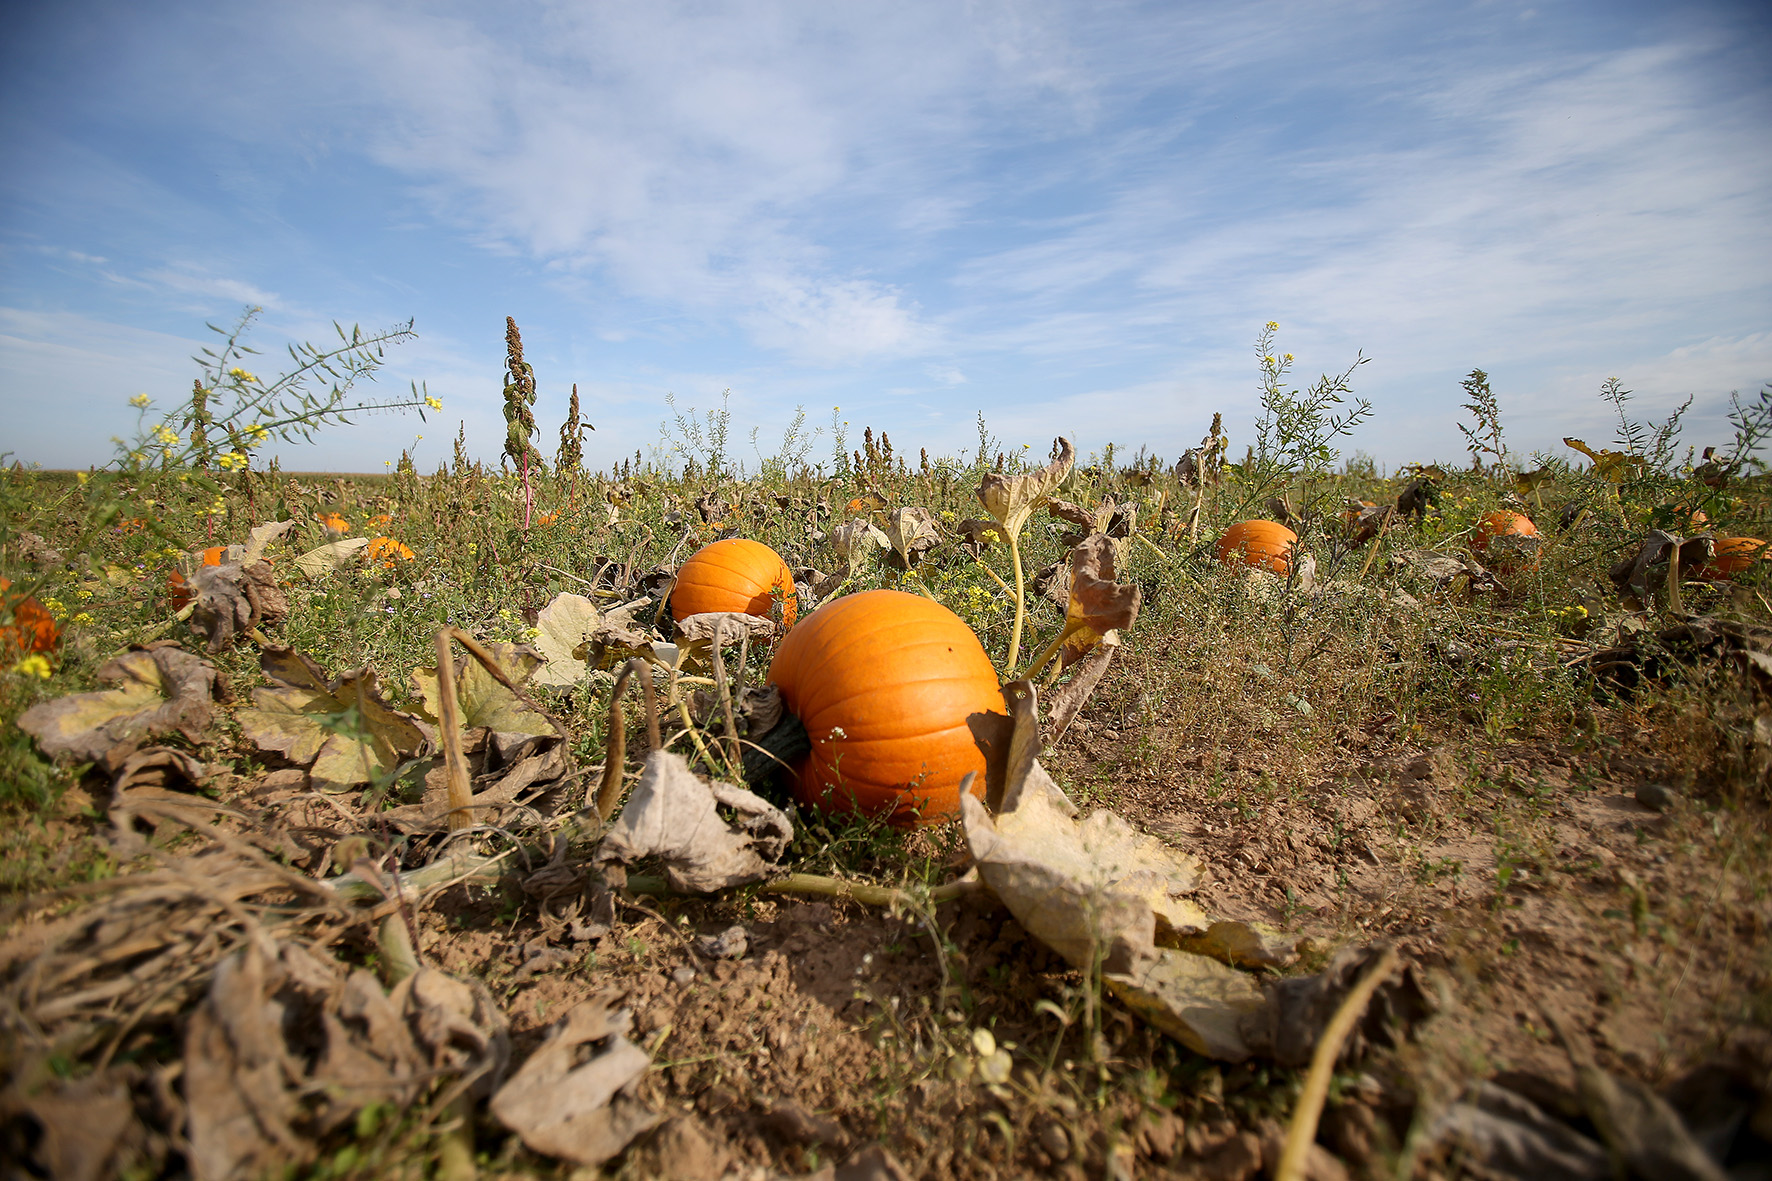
[424,395,442,411]
[129,393,152,408]
[11,654,51,678]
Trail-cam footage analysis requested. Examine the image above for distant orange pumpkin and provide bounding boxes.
[671,539,797,628]
[0,578,59,655]
[1214,520,1299,577]
[319,512,350,537]
[1700,536,1771,580]
[1471,511,1540,571]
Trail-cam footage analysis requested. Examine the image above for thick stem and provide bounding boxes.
[1022,621,1083,682]
[1004,530,1028,674]
[1276,946,1399,1181]
[434,630,475,832]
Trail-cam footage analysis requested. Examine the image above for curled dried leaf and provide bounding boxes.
[829,518,889,566]
[977,437,1075,540]
[594,750,792,893]
[490,994,661,1166]
[673,612,776,645]
[1060,533,1142,668]
[883,506,939,570]
[189,560,289,651]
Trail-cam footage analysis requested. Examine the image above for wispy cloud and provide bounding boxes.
[0,0,1766,469]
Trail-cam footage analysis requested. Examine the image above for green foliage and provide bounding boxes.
[1457,368,1507,473]
[1230,322,1372,521]
[660,389,734,478]
[124,305,433,476]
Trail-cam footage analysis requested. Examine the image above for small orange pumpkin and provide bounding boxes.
[0,577,59,655]
[671,539,797,628]
[318,512,350,537]
[1700,536,1771,580]
[1214,520,1299,576]
[768,589,1004,826]
[1471,510,1540,571]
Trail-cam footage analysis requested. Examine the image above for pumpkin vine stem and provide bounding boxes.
[1004,530,1028,674]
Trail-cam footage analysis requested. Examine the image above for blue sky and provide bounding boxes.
[2,0,1768,474]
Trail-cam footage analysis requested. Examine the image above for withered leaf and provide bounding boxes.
[1046,633,1118,744]
[1609,530,1712,605]
[673,612,776,645]
[1104,948,1267,1062]
[1564,437,1648,483]
[189,560,289,651]
[829,518,889,567]
[978,437,1075,540]
[883,506,939,571]
[293,537,369,579]
[241,519,296,564]
[1059,533,1142,669]
[961,774,1208,976]
[1391,548,1502,593]
[955,518,1004,552]
[532,592,602,687]
[412,642,555,743]
[18,645,220,763]
[594,750,792,893]
[236,648,427,792]
[490,994,663,1167]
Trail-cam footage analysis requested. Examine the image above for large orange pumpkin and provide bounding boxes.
[0,577,59,655]
[1701,536,1771,580]
[671,539,797,628]
[1471,510,1540,570]
[1214,520,1298,576]
[768,589,1005,826]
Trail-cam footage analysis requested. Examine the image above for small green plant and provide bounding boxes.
[660,389,735,478]
[1231,322,1372,521]
[1457,368,1508,474]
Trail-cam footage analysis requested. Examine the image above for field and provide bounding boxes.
[4,351,1772,1180]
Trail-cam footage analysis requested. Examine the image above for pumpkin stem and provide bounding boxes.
[433,628,475,833]
[1021,622,1083,682]
[595,659,639,819]
[1004,531,1028,674]
[708,619,744,772]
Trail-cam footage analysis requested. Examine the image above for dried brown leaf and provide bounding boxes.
[1104,948,1267,1062]
[594,750,792,893]
[188,560,289,651]
[236,649,427,793]
[18,645,220,763]
[490,994,663,1167]
[961,775,1208,976]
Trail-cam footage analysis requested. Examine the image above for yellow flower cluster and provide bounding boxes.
[218,451,249,471]
[228,366,258,383]
[129,393,152,408]
[11,654,51,678]
[424,395,442,411]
